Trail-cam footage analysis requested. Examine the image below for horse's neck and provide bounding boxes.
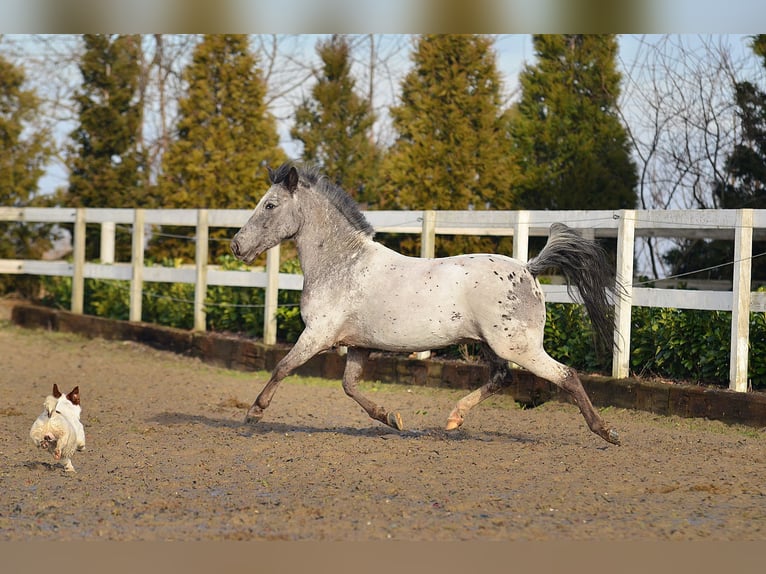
[295,206,369,286]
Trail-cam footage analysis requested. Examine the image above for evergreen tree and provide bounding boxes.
[291,35,380,205]
[511,35,637,210]
[380,35,516,256]
[64,34,147,261]
[157,34,286,260]
[0,52,52,294]
[66,34,147,209]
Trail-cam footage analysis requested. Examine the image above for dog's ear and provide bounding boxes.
[67,386,80,406]
[52,384,62,398]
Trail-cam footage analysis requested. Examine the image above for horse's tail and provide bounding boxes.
[526,223,617,349]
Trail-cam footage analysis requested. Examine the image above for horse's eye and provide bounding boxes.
[264,202,276,210]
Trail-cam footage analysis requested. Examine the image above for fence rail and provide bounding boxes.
[2,206,765,391]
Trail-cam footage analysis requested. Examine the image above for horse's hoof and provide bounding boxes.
[244,407,264,425]
[445,412,464,431]
[604,428,620,445]
[386,412,404,431]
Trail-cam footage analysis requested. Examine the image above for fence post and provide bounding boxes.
[129,209,145,323]
[730,208,753,392]
[513,210,530,262]
[612,210,635,379]
[71,208,86,314]
[263,244,280,345]
[194,209,209,331]
[413,210,437,360]
[420,210,436,259]
[100,221,115,264]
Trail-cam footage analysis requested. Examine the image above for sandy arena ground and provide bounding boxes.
[1,321,764,541]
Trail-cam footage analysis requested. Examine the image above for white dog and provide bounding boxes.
[29,384,86,473]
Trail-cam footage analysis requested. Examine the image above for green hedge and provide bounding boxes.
[39,255,303,342]
[37,263,766,389]
[544,297,766,389]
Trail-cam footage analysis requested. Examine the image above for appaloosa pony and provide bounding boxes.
[231,163,620,445]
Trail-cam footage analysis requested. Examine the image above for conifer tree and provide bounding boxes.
[380,35,516,255]
[0,52,52,294]
[66,34,147,210]
[291,35,380,205]
[511,35,637,210]
[64,34,147,260]
[157,34,285,260]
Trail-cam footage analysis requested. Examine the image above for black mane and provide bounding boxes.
[269,162,375,238]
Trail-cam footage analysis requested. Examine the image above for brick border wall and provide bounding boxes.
[8,302,766,428]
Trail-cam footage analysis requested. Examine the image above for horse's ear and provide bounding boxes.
[286,166,299,193]
[52,384,61,398]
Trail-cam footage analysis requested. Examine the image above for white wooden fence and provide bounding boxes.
[1,206,765,392]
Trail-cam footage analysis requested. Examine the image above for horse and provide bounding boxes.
[231,162,620,445]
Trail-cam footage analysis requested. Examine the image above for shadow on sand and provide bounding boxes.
[147,410,538,444]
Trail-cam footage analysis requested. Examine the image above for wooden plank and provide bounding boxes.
[129,209,145,323]
[0,259,24,273]
[70,208,86,314]
[100,222,115,264]
[613,210,636,379]
[752,291,766,313]
[730,209,753,392]
[0,208,24,221]
[513,210,529,262]
[143,267,196,283]
[263,245,280,345]
[415,211,437,360]
[21,207,77,223]
[143,209,198,226]
[194,209,209,332]
[632,288,732,311]
[84,208,135,224]
[206,269,304,290]
[84,263,131,281]
[208,209,251,228]
[365,211,423,233]
[207,269,268,288]
[15,260,72,276]
[420,210,436,258]
[633,209,738,240]
[540,284,577,304]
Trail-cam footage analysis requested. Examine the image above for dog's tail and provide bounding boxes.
[526,223,617,349]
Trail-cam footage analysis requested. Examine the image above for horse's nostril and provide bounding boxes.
[231,239,240,256]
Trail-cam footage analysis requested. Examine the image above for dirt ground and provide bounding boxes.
[1,321,765,541]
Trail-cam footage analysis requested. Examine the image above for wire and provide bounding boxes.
[103,277,301,310]
[633,250,766,286]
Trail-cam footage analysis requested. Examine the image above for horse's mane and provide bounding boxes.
[269,162,375,238]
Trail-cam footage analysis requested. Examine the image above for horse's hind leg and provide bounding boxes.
[446,348,511,431]
[518,350,620,445]
[343,347,403,431]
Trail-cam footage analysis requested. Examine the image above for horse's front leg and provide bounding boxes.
[245,330,330,424]
[342,347,403,431]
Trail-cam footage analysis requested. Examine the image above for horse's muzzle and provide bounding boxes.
[230,237,242,258]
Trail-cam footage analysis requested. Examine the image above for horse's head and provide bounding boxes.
[231,164,303,264]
